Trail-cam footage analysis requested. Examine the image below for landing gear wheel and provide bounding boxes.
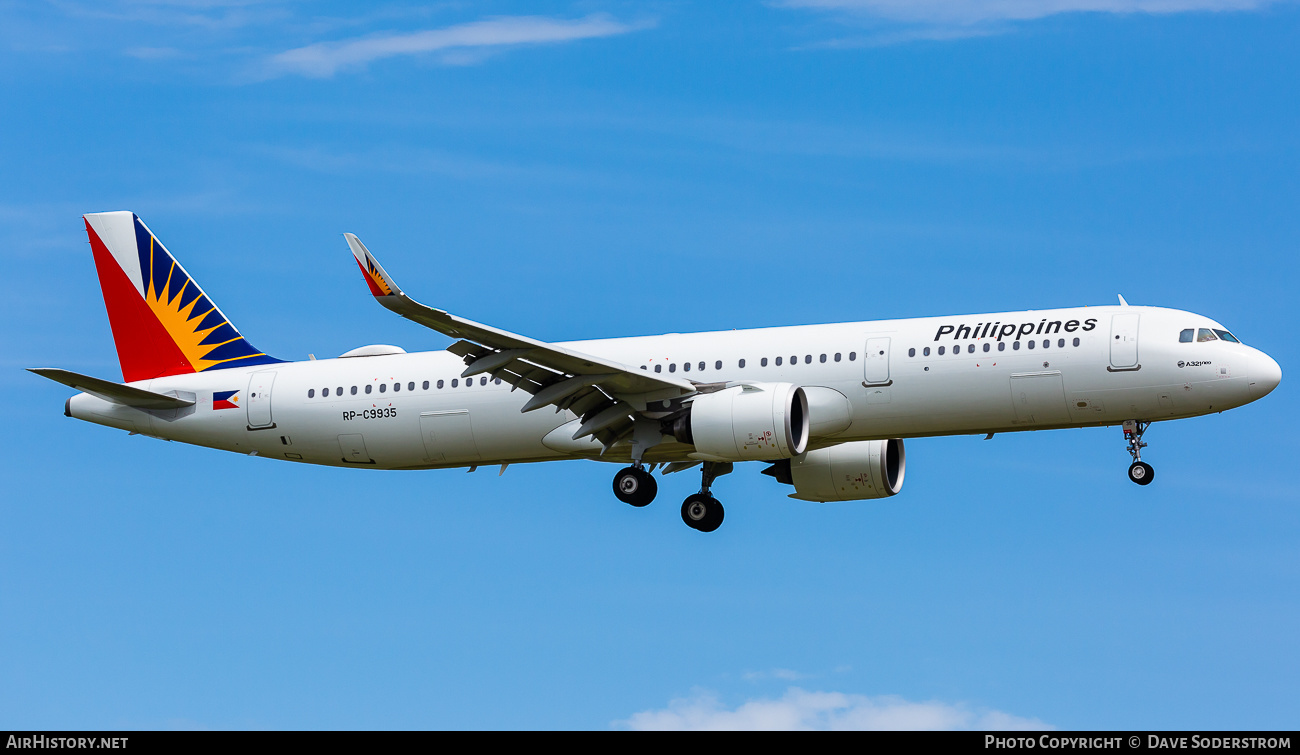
[1128,461,1155,486]
[681,494,724,532]
[613,467,657,507]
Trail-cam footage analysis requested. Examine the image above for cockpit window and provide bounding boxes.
[1213,329,1241,343]
[1179,329,1194,343]
[1197,328,1218,343]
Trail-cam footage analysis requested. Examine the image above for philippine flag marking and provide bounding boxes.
[213,390,240,410]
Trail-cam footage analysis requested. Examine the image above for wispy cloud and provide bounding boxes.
[616,688,1053,731]
[777,0,1290,46]
[742,668,814,682]
[264,14,653,79]
[776,0,1285,25]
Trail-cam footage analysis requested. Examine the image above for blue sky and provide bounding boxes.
[3,0,1298,730]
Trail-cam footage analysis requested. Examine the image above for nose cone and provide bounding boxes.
[1249,351,1282,400]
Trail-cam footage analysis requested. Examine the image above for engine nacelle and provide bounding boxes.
[783,439,905,502]
[675,383,809,461]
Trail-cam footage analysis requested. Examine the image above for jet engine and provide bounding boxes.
[763,439,906,502]
[670,383,809,461]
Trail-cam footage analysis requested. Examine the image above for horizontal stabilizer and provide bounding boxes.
[28,368,196,410]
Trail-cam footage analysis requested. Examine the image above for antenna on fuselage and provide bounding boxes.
[1117,294,1129,306]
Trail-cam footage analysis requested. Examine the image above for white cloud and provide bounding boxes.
[265,14,652,78]
[617,687,1053,731]
[776,0,1285,25]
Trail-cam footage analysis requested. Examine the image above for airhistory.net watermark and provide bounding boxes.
[5,736,128,750]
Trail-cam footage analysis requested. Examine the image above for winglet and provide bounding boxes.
[345,233,401,298]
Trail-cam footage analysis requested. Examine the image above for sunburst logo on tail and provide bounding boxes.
[140,233,270,372]
[358,253,394,296]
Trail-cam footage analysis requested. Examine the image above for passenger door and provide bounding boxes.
[246,371,276,429]
[1109,313,1140,370]
[863,337,892,386]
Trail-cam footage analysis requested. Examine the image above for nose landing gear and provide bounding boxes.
[1124,420,1155,486]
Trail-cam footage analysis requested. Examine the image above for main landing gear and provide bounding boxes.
[611,460,733,531]
[613,465,657,507]
[681,462,731,533]
[1124,420,1155,486]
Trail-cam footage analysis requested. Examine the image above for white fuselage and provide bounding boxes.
[66,305,1281,470]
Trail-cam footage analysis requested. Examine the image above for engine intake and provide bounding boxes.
[671,383,809,461]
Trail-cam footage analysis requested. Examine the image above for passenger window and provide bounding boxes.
[849,352,857,361]
[1073,338,1080,347]
[790,355,797,365]
[1198,328,1218,342]
[480,377,487,386]
[494,378,502,385]
[715,361,722,370]
[451,379,458,388]
[351,386,358,395]
[699,362,706,371]
[323,388,330,397]
[998,342,1005,351]
[761,357,768,366]
[308,389,315,398]
[938,346,945,355]
[379,384,387,393]
[805,355,812,364]
[1013,341,1021,351]
[337,386,343,396]
[1179,329,1194,343]
[423,381,429,390]
[738,359,746,368]
[393,383,400,392]
[683,362,690,372]
[923,347,930,356]
[1213,329,1240,343]
[1057,339,1064,348]
[982,343,990,352]
[775,357,783,366]
[365,384,373,394]
[967,344,975,353]
[640,365,647,370]
[654,364,662,373]
[820,354,827,363]
[908,348,916,357]
[1041,340,1049,349]
[1028,341,1035,350]
[669,364,677,373]
[437,380,444,389]
[835,353,842,362]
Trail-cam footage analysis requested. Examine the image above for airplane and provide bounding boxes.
[32,211,1283,532]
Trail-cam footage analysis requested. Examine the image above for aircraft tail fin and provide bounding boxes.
[82,212,283,382]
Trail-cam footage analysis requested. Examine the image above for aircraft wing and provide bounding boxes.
[345,234,696,449]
